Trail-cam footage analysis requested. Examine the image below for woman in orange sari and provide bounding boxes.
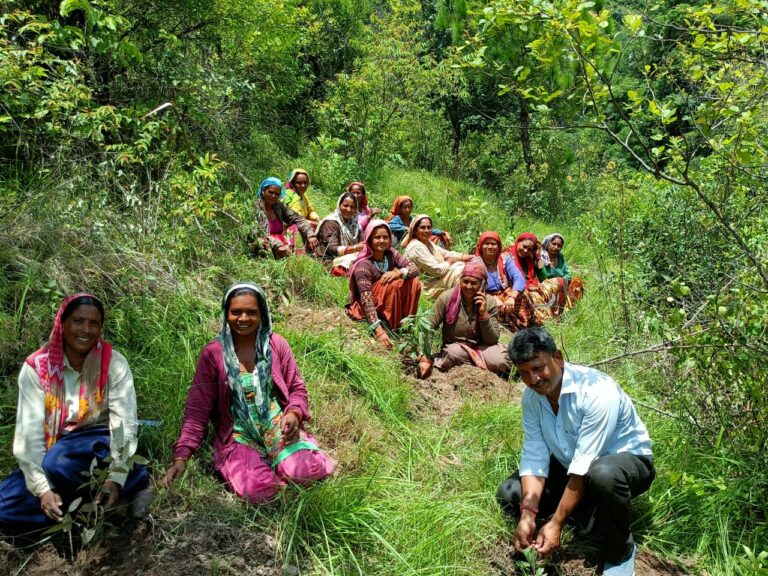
[347,220,422,350]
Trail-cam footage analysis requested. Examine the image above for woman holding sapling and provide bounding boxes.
[0,294,151,537]
[163,283,334,503]
[347,219,421,350]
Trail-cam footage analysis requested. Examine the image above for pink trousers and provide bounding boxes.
[219,436,335,503]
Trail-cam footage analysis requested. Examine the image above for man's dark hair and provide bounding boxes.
[507,327,557,363]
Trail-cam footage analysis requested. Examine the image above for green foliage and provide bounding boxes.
[316,2,451,174]
[397,307,435,361]
[737,547,768,576]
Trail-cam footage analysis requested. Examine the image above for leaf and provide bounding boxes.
[60,0,94,20]
[623,14,643,34]
[82,528,96,545]
[68,497,83,513]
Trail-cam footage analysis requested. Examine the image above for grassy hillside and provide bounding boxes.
[0,168,761,575]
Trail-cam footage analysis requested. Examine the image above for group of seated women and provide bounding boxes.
[0,178,584,539]
[0,287,334,540]
[345,221,583,376]
[250,169,582,377]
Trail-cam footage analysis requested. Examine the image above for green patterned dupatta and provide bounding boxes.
[220,282,317,466]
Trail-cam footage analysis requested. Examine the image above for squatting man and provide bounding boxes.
[497,327,655,576]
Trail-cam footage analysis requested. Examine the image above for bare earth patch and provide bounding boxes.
[490,538,694,575]
[0,515,285,576]
[410,364,523,421]
[278,302,365,341]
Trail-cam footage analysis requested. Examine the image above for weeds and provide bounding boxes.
[1,167,765,575]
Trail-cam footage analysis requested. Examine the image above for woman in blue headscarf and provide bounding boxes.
[250,177,318,258]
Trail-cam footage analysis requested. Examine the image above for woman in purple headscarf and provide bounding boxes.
[417,258,511,379]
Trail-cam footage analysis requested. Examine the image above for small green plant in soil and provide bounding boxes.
[516,547,546,576]
[43,424,148,556]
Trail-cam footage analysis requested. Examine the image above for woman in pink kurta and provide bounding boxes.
[163,282,334,503]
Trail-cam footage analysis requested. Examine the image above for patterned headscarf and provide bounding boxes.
[219,282,273,443]
[348,219,397,301]
[446,257,488,325]
[400,214,432,250]
[387,196,413,222]
[285,168,310,191]
[541,233,565,266]
[475,231,508,289]
[24,293,111,449]
[317,192,361,246]
[511,232,540,288]
[259,177,285,199]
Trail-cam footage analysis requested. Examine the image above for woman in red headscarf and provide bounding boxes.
[475,231,538,331]
[347,219,422,350]
[0,294,151,538]
[417,258,511,379]
[509,232,565,323]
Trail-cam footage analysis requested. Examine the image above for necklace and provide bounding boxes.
[374,257,389,272]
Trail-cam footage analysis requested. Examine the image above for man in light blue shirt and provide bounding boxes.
[497,328,654,576]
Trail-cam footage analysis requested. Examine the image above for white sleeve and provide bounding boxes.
[13,363,51,497]
[105,351,139,487]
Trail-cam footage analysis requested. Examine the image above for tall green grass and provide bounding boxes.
[1,167,765,574]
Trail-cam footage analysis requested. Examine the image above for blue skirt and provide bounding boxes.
[0,426,149,536]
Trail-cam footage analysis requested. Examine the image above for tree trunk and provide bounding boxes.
[518,95,533,174]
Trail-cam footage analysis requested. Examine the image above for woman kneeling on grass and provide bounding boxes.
[346,219,421,350]
[314,192,364,276]
[250,177,318,259]
[402,214,472,298]
[163,283,334,503]
[0,294,151,539]
[417,258,511,378]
